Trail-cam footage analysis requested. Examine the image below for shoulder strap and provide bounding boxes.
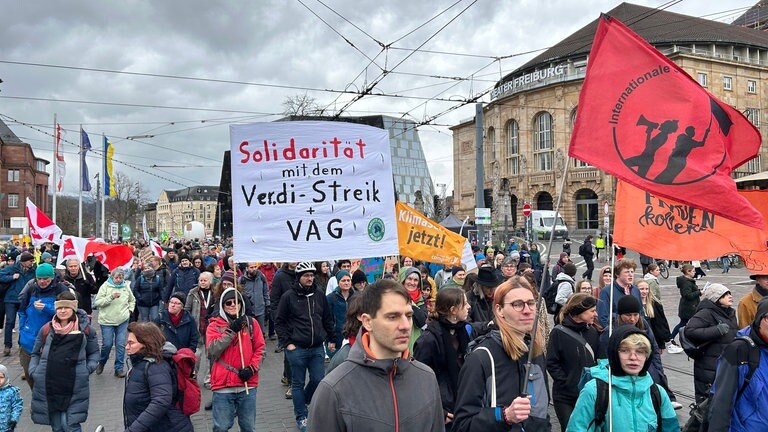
[555,324,595,361]
[734,335,760,402]
[591,379,608,430]
[475,346,496,407]
[650,384,663,432]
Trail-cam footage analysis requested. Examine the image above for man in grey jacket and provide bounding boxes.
[307,279,444,432]
[240,263,270,335]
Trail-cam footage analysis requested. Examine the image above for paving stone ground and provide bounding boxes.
[4,249,751,431]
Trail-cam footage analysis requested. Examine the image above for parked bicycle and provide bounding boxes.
[656,259,670,279]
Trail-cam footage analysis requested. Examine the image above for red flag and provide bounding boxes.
[25,198,62,246]
[56,235,133,271]
[149,240,167,258]
[569,15,763,228]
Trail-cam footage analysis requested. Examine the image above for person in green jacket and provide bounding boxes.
[94,268,136,378]
[670,264,701,346]
[567,326,679,432]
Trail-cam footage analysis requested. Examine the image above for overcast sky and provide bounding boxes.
[0,0,756,202]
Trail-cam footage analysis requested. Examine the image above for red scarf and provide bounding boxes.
[407,288,421,304]
[169,311,183,327]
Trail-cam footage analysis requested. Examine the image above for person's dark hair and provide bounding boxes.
[518,262,532,272]
[646,263,658,273]
[341,295,364,338]
[56,290,77,301]
[462,272,478,292]
[681,263,694,274]
[417,265,430,277]
[559,292,596,323]
[314,261,330,288]
[337,259,352,268]
[127,322,165,361]
[205,263,217,273]
[434,287,466,320]
[360,279,410,318]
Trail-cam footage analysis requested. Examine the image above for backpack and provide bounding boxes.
[679,326,712,360]
[589,378,662,431]
[143,347,201,416]
[545,279,572,315]
[683,336,760,432]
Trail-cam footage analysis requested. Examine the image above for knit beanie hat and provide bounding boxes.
[335,270,351,282]
[563,263,577,277]
[702,283,730,304]
[451,266,465,277]
[170,291,187,305]
[36,263,55,279]
[617,295,642,315]
[351,269,367,285]
[222,270,236,285]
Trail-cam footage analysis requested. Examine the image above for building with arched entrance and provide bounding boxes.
[451,3,768,238]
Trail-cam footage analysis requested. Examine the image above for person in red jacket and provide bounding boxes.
[206,287,265,432]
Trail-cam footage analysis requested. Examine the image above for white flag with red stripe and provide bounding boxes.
[149,240,166,258]
[26,198,63,246]
[56,235,133,271]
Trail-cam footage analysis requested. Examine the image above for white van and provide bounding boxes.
[531,210,569,240]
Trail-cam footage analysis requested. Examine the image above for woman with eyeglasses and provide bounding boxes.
[546,293,599,431]
[414,287,472,430]
[154,292,199,352]
[453,276,551,432]
[123,321,193,432]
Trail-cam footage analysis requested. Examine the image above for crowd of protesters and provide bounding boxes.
[0,235,767,432]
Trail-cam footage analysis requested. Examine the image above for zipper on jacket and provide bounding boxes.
[390,359,400,432]
[306,294,315,345]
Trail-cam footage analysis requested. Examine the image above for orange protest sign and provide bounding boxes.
[395,201,465,266]
[613,180,768,273]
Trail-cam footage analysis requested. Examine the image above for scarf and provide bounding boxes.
[52,316,79,335]
[437,317,469,408]
[107,276,126,288]
[407,288,421,304]
[169,311,183,327]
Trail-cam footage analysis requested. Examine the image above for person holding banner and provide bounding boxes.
[453,276,550,432]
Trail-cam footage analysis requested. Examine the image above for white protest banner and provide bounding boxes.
[231,121,398,262]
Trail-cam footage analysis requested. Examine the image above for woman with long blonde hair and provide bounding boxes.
[453,276,551,432]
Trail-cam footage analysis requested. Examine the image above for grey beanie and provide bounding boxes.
[702,283,730,304]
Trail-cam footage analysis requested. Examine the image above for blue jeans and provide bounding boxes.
[212,390,256,432]
[285,345,325,421]
[100,321,128,372]
[49,411,82,432]
[671,318,689,341]
[4,302,19,348]
[137,305,159,322]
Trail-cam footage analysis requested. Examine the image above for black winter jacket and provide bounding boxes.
[64,267,99,314]
[275,283,335,349]
[164,266,200,301]
[270,267,296,318]
[153,310,199,352]
[133,275,164,308]
[413,319,468,415]
[685,299,738,400]
[676,275,701,320]
[648,300,672,348]
[545,316,599,404]
[123,356,193,432]
[467,290,493,324]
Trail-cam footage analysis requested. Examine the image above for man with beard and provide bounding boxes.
[64,258,99,316]
[164,254,200,301]
[275,262,335,432]
[271,262,298,398]
[240,263,270,335]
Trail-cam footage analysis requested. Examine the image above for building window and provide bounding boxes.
[485,127,496,170]
[748,80,757,94]
[8,194,19,208]
[533,112,553,171]
[35,160,46,172]
[570,107,590,168]
[746,108,761,126]
[745,155,762,173]
[697,72,707,87]
[506,120,519,175]
[7,170,19,182]
[723,76,732,91]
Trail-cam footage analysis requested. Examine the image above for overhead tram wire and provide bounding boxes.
[313,0,385,47]
[387,0,465,46]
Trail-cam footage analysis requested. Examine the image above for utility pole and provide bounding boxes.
[474,103,485,245]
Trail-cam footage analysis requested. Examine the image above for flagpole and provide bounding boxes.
[52,113,57,223]
[607,190,617,432]
[101,134,106,239]
[522,153,570,396]
[78,124,83,237]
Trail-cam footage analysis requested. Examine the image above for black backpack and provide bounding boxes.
[545,278,572,315]
[590,379,662,431]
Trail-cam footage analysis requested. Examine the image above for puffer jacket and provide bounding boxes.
[676,275,701,320]
[0,262,35,304]
[123,355,193,432]
[239,271,270,317]
[326,288,355,348]
[709,301,768,432]
[0,365,23,432]
[307,329,444,432]
[546,316,599,404]
[154,310,199,352]
[685,299,738,400]
[164,266,200,301]
[453,330,551,432]
[275,282,335,349]
[132,275,163,308]
[28,310,99,425]
[18,280,69,353]
[206,288,265,391]
[63,266,99,314]
[94,279,136,326]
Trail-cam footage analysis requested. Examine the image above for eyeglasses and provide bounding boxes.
[503,299,537,311]
[169,301,183,306]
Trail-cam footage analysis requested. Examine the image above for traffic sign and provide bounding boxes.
[523,203,532,217]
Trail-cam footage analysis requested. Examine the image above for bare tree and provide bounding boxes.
[282,94,321,117]
[105,172,147,229]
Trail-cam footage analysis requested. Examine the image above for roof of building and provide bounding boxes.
[0,118,24,145]
[732,2,767,28]
[165,186,220,202]
[512,2,768,75]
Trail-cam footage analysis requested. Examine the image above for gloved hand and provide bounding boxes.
[716,323,730,335]
[228,316,245,333]
[9,420,17,431]
[237,366,255,382]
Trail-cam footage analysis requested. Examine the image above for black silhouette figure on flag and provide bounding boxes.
[654,125,710,184]
[624,116,679,178]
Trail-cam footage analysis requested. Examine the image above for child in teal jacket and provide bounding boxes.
[0,364,23,431]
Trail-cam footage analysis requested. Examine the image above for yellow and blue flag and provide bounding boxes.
[103,136,116,197]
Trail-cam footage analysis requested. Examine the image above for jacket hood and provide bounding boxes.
[218,287,245,321]
[607,325,652,377]
[752,299,768,336]
[0,364,8,388]
[399,266,422,285]
[346,328,412,376]
[76,309,90,330]
[696,298,734,316]
[555,272,575,282]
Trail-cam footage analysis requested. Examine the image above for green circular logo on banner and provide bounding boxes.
[367,218,385,242]
[121,224,132,238]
